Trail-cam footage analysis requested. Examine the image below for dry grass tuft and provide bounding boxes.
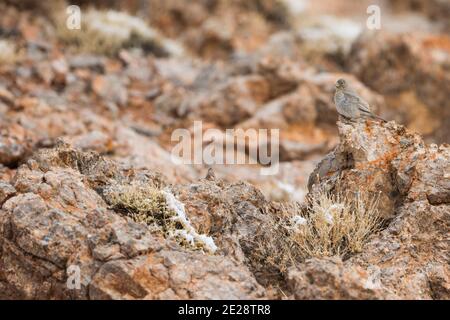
[55,9,183,56]
[104,181,217,253]
[105,181,172,229]
[250,189,383,283]
[289,190,382,258]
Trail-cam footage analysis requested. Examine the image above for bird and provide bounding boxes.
[205,167,216,181]
[334,79,386,122]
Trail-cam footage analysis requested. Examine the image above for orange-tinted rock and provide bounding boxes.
[304,119,449,299]
[347,32,450,143]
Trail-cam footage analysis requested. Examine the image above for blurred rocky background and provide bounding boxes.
[0,0,448,299]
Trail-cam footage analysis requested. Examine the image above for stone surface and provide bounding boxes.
[0,0,448,300]
[287,257,394,299]
[0,145,266,299]
[301,119,450,299]
[347,32,450,143]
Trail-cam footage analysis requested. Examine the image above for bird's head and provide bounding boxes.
[335,78,347,90]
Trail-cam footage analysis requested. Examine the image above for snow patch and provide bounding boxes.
[323,203,346,225]
[364,267,382,290]
[323,212,334,224]
[291,215,307,227]
[276,181,307,202]
[163,190,218,253]
[282,0,307,15]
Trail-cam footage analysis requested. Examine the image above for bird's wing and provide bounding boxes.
[335,97,356,119]
[343,91,371,113]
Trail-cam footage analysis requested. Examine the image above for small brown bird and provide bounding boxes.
[334,79,385,122]
[205,167,216,181]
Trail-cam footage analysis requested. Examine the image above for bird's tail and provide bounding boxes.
[370,114,387,122]
[360,109,386,122]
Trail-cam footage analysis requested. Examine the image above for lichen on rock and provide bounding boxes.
[0,0,448,301]
[103,180,218,254]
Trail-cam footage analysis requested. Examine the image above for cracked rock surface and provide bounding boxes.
[0,0,448,300]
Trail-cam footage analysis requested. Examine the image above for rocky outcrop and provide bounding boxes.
[298,119,450,299]
[0,0,448,301]
[287,257,394,300]
[1,118,448,299]
[0,144,266,299]
[146,0,291,59]
[308,120,423,219]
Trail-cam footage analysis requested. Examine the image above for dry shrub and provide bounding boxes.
[248,206,296,284]
[105,181,172,230]
[290,190,382,258]
[104,181,217,253]
[55,9,183,56]
[251,189,383,283]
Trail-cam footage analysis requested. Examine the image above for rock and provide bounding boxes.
[204,159,316,203]
[256,56,302,99]
[305,119,450,299]
[427,264,450,299]
[69,54,106,71]
[147,0,290,59]
[68,130,115,154]
[309,120,422,218]
[3,0,65,14]
[90,249,265,300]
[0,164,15,183]
[92,74,129,107]
[347,32,450,143]
[0,0,448,301]
[279,140,327,161]
[0,182,15,205]
[287,257,394,299]
[296,15,362,66]
[0,126,30,167]
[0,145,266,299]
[390,0,450,32]
[173,179,288,287]
[239,84,316,129]
[155,55,307,128]
[237,73,382,162]
[113,126,197,184]
[0,137,27,167]
[345,199,450,299]
[0,86,14,106]
[237,71,384,129]
[58,9,182,57]
[186,75,271,127]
